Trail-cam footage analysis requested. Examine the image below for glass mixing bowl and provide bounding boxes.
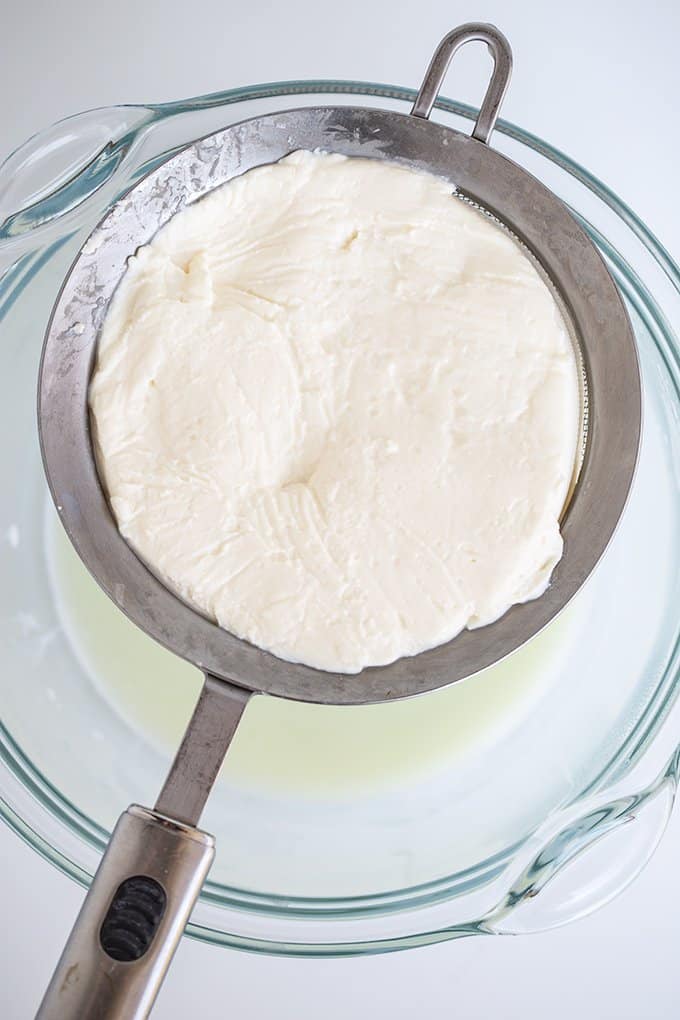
[1,82,680,955]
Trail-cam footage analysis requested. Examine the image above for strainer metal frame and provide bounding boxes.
[40,46,639,708]
[35,23,641,1020]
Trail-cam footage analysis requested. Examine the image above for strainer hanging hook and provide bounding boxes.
[411,22,512,142]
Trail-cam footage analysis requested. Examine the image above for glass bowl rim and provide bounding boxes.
[2,76,680,955]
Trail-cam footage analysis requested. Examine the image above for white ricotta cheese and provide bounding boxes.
[89,150,580,673]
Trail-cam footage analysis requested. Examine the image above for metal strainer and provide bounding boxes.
[36,23,640,1019]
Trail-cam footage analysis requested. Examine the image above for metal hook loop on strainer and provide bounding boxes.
[411,22,513,142]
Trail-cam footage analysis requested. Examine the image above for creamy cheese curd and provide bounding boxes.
[89,150,580,673]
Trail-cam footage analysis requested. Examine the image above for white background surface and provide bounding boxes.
[2,1,679,1016]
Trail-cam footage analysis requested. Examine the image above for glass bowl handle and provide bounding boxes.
[487,761,677,935]
[0,106,153,246]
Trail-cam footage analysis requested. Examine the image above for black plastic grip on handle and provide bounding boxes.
[100,876,167,962]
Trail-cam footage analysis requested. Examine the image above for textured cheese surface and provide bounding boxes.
[89,150,579,673]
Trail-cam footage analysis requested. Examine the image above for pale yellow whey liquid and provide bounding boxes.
[46,509,577,792]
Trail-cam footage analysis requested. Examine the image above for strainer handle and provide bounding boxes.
[411,23,513,143]
[36,676,250,1019]
[36,805,214,1020]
